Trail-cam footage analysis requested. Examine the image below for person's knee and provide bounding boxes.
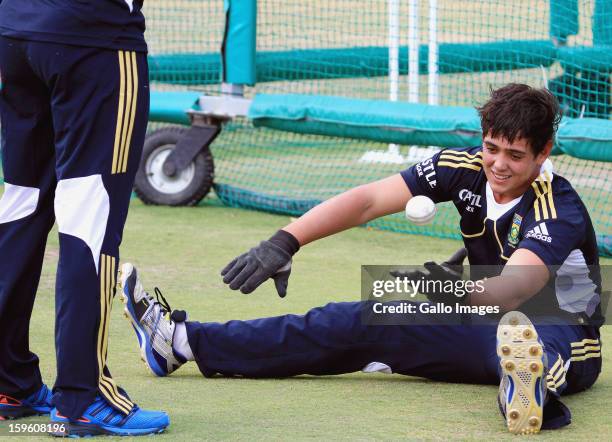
[0,183,41,224]
[55,175,110,269]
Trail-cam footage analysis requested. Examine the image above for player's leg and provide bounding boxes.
[495,311,549,434]
[184,303,500,380]
[495,312,601,434]
[27,41,168,435]
[124,267,598,435]
[0,36,56,419]
[537,324,601,396]
[120,267,500,381]
[531,322,601,430]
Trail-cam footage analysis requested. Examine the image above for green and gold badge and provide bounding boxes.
[508,213,522,247]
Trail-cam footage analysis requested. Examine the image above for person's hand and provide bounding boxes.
[221,230,299,297]
[390,248,468,304]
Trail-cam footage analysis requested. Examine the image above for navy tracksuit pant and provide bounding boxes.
[185,301,601,427]
[0,36,148,419]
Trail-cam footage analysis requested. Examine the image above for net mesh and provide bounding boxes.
[145,0,610,113]
[142,0,610,255]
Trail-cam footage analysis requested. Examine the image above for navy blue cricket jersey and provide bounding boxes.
[0,0,146,52]
[401,146,602,323]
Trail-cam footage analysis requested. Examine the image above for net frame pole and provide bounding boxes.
[408,0,419,103]
[389,0,400,102]
[359,0,405,164]
[388,0,401,158]
[427,0,439,105]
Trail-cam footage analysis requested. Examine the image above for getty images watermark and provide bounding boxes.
[360,265,612,326]
[370,275,496,315]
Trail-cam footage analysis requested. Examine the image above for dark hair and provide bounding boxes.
[477,83,561,155]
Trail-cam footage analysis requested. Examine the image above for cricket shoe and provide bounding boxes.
[497,311,547,435]
[120,263,186,377]
[0,384,53,420]
[49,396,169,437]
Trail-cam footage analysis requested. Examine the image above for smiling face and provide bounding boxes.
[482,134,552,203]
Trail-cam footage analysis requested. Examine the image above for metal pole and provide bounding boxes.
[427,0,438,105]
[408,0,419,103]
[389,0,400,102]
[388,0,401,157]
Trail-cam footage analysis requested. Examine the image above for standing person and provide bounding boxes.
[121,84,603,435]
[0,0,169,436]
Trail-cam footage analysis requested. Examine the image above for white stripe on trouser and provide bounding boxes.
[54,175,109,273]
[0,183,40,223]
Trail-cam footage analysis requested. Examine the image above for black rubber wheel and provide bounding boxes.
[134,126,214,206]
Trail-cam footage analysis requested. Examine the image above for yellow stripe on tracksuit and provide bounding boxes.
[531,173,557,222]
[440,150,483,159]
[546,354,566,391]
[111,51,139,175]
[546,340,601,392]
[438,150,483,172]
[570,338,601,362]
[98,255,134,414]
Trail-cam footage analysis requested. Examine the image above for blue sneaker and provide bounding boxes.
[49,396,169,436]
[120,263,186,377]
[496,311,547,435]
[0,384,53,420]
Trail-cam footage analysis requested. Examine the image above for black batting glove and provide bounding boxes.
[390,247,468,304]
[221,230,300,297]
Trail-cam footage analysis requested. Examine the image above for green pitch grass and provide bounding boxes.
[5,200,612,440]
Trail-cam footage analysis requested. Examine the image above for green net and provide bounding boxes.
[142,0,611,255]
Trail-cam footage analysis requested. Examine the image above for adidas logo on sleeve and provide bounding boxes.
[525,223,552,243]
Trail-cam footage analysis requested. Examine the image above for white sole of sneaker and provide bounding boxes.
[497,311,544,435]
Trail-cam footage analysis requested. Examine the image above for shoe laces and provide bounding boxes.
[152,287,186,323]
[153,287,171,313]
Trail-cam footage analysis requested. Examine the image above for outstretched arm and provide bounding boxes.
[221,173,413,296]
[284,174,412,245]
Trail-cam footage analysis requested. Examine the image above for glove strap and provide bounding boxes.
[269,230,300,256]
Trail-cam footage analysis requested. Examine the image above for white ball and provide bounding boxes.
[405,195,437,225]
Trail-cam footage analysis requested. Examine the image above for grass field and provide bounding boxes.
[0,1,608,438]
[3,199,611,440]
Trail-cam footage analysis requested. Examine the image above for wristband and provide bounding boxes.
[268,230,300,256]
